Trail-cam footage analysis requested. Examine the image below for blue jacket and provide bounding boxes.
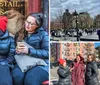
[0,30,15,63]
[24,27,49,73]
[97,30,100,35]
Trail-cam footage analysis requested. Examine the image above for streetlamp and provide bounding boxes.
[73,10,79,41]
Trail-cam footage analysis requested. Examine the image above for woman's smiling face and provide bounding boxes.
[76,56,81,62]
[87,55,93,62]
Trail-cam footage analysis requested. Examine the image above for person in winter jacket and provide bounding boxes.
[57,58,73,85]
[71,54,85,85]
[12,13,49,85]
[0,16,15,85]
[97,30,100,40]
[85,54,99,85]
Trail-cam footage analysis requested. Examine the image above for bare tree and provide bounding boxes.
[94,14,100,28]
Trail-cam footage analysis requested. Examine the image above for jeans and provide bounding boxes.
[0,65,12,85]
[12,65,48,85]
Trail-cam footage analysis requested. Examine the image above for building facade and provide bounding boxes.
[72,12,93,29]
[50,43,61,62]
[51,43,95,62]
[61,43,95,60]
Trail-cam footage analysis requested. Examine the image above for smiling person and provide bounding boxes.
[85,54,99,85]
[71,54,85,85]
[12,13,49,85]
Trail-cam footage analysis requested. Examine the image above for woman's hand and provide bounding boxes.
[21,46,29,54]
[70,67,74,72]
[16,46,29,54]
[16,48,22,54]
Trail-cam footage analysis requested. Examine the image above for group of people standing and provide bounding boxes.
[0,13,49,85]
[57,54,99,85]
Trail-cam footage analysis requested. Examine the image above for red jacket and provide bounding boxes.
[71,62,85,85]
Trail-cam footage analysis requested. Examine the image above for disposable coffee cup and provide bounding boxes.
[17,42,25,50]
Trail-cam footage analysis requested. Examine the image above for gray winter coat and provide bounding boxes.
[85,61,99,85]
[57,65,71,85]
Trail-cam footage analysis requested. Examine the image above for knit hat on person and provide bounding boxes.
[0,16,8,32]
[58,58,66,65]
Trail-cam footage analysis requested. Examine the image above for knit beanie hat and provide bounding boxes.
[58,58,66,65]
[0,16,8,32]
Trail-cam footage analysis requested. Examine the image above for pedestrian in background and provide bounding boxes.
[57,58,73,85]
[85,54,99,85]
[71,54,85,85]
[97,30,100,40]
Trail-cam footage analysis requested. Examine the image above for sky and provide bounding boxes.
[50,0,100,19]
[95,43,100,48]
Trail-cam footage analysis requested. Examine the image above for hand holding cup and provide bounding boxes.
[16,42,28,54]
[16,42,25,54]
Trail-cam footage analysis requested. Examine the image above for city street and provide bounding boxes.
[50,66,100,85]
[51,32,99,41]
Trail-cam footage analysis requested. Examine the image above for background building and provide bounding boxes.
[50,43,95,62]
[50,9,94,31]
[50,43,61,62]
[72,12,93,29]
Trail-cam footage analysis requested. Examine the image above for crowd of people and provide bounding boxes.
[57,54,99,85]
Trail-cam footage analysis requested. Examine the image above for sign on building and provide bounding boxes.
[0,0,25,15]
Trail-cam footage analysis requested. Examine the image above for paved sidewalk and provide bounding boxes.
[50,32,99,41]
[50,67,100,85]
[50,67,58,85]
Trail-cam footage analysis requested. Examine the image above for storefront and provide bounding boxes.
[0,0,49,30]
